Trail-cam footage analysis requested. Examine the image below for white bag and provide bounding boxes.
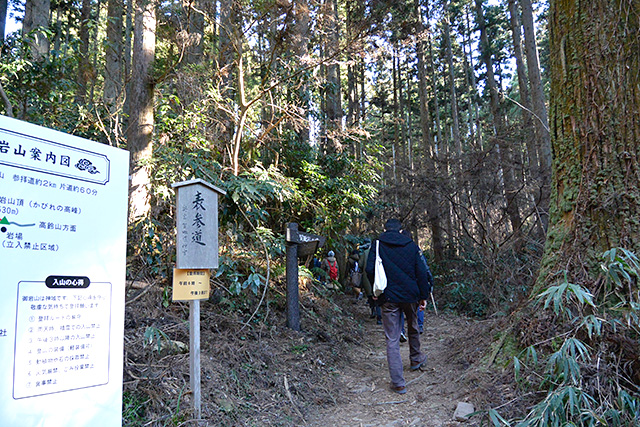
[373,240,387,297]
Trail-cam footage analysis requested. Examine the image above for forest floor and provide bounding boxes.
[123,280,526,426]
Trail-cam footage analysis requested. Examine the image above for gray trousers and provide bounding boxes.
[381,301,426,387]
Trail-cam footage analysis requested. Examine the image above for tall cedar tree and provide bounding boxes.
[536,0,640,289]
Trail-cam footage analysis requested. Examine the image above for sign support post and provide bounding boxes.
[285,223,300,331]
[284,223,325,332]
[190,299,201,417]
[171,179,226,422]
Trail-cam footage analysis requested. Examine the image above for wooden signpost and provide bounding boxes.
[284,223,325,331]
[171,179,226,421]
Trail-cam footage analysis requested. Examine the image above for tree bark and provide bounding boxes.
[185,0,204,64]
[294,0,310,145]
[324,0,342,154]
[23,0,50,61]
[425,8,442,150]
[127,0,156,222]
[77,0,92,104]
[123,0,134,119]
[104,0,124,142]
[0,0,7,46]
[537,0,640,288]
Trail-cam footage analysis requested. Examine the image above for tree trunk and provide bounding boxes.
[508,0,546,239]
[463,6,482,151]
[537,0,640,289]
[127,0,156,222]
[507,0,536,175]
[185,0,204,64]
[89,0,102,102]
[23,0,50,61]
[294,0,310,145]
[414,0,444,263]
[443,2,462,158]
[104,0,123,143]
[324,0,342,154]
[475,0,523,240]
[219,0,239,172]
[77,0,92,104]
[520,0,551,231]
[123,0,134,119]
[0,0,7,46]
[346,0,360,131]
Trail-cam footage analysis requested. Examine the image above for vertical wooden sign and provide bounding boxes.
[171,179,225,421]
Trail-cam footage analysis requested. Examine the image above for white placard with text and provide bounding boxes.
[0,116,129,426]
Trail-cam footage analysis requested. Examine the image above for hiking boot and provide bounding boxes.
[399,333,407,343]
[391,385,407,394]
[411,358,427,371]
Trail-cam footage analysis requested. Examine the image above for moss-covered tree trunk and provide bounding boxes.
[536,0,640,291]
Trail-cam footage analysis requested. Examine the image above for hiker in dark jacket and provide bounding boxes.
[346,249,363,298]
[366,218,433,394]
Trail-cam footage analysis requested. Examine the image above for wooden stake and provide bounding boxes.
[190,300,201,421]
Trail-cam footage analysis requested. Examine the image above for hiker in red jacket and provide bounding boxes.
[321,250,339,288]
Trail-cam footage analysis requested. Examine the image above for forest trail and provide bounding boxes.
[305,302,502,427]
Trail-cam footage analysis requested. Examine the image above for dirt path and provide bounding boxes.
[305,304,497,427]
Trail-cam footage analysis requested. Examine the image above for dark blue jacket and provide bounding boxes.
[365,230,433,303]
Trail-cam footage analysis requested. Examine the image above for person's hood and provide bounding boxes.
[378,230,412,247]
[326,256,337,262]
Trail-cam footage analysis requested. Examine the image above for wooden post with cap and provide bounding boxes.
[285,222,301,331]
[171,179,226,421]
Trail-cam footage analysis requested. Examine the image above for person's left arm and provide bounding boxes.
[415,246,432,299]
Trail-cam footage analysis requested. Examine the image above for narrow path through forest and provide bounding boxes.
[305,301,504,427]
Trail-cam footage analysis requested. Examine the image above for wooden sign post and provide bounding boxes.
[284,223,325,331]
[172,179,226,421]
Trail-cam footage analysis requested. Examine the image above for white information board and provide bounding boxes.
[0,116,129,426]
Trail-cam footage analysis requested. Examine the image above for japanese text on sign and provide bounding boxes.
[191,191,206,246]
[0,128,110,185]
[172,269,210,301]
[13,281,112,399]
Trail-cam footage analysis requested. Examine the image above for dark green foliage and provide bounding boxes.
[442,280,490,317]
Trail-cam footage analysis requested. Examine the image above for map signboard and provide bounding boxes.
[0,116,129,426]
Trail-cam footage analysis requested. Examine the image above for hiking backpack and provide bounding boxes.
[328,260,338,280]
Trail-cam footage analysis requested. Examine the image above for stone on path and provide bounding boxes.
[453,401,475,422]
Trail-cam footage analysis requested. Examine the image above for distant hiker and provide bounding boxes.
[346,249,363,299]
[366,218,433,394]
[321,250,339,289]
[312,256,323,282]
[359,239,381,324]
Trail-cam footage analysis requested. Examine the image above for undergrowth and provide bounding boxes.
[481,248,640,426]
